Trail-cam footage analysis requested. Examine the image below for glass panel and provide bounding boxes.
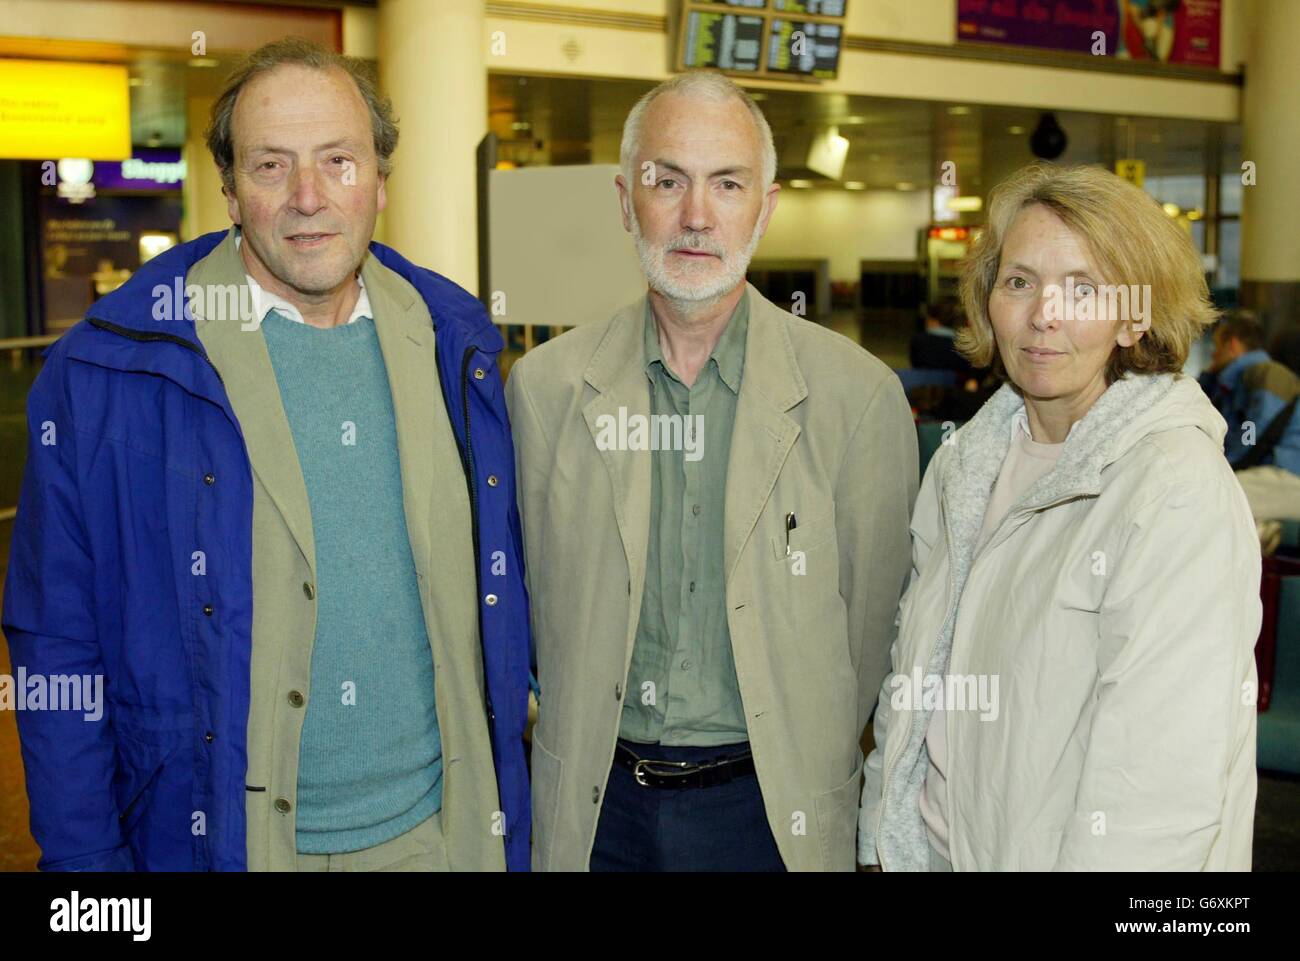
[1217,219,1240,292]
[1143,174,1205,214]
[1220,172,1243,216]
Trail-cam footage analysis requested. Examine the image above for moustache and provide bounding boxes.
[662,236,725,258]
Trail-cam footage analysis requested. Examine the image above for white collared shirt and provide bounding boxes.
[1011,405,1080,444]
[234,231,371,326]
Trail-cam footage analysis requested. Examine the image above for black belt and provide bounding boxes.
[614,741,755,789]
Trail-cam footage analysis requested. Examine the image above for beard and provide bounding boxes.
[629,206,764,306]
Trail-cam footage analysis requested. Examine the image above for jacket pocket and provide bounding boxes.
[113,730,182,838]
[770,511,836,561]
[813,759,864,871]
[529,731,564,872]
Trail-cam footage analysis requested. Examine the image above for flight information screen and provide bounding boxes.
[681,9,766,72]
[767,17,843,77]
[677,0,848,80]
[774,0,846,14]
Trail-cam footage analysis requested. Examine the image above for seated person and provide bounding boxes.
[1204,309,1300,553]
[909,298,973,375]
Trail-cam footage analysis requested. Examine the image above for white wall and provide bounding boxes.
[756,188,931,282]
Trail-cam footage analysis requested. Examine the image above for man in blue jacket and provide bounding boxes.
[2,38,531,871]
[1205,309,1300,552]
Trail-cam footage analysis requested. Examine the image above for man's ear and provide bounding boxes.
[757,181,781,239]
[223,184,241,226]
[376,174,387,215]
[614,174,632,233]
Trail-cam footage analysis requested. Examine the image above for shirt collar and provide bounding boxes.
[234,229,371,326]
[1012,405,1078,444]
[642,288,749,394]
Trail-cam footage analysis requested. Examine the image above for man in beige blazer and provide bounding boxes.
[507,72,918,871]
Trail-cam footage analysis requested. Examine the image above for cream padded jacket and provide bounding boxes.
[859,373,1260,871]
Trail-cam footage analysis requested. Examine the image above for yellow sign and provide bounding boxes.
[1115,159,1146,188]
[0,60,131,160]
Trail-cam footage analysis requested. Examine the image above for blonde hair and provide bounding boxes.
[956,162,1216,382]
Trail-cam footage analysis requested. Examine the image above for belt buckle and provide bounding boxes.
[632,757,692,786]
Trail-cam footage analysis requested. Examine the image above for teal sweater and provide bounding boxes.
[262,312,442,854]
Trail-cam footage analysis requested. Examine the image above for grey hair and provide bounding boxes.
[619,70,777,189]
[205,37,399,194]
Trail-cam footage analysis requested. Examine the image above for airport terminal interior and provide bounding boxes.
[0,0,1298,872]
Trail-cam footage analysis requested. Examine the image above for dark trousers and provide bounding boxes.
[589,739,786,872]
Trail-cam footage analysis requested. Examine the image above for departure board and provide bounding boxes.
[681,10,765,73]
[774,0,846,14]
[676,0,848,80]
[767,18,842,78]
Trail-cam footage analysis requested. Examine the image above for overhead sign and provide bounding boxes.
[678,1,849,80]
[957,0,1221,68]
[0,60,131,160]
[94,149,186,191]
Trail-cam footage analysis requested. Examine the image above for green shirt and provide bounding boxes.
[618,290,750,746]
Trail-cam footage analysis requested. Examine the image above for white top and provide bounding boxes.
[919,409,1067,864]
[234,231,371,326]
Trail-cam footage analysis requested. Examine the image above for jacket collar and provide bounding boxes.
[88,230,227,334]
[584,283,806,411]
[941,373,1181,575]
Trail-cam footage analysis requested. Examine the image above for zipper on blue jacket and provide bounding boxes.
[87,317,226,387]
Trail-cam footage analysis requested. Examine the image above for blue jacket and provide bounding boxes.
[2,231,532,871]
[1211,348,1300,476]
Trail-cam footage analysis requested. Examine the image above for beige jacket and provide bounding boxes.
[189,229,504,871]
[859,373,1260,871]
[507,285,917,871]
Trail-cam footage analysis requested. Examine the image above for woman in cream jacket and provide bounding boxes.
[858,163,1260,871]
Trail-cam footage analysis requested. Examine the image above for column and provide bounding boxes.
[1239,0,1300,338]
[378,0,487,294]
